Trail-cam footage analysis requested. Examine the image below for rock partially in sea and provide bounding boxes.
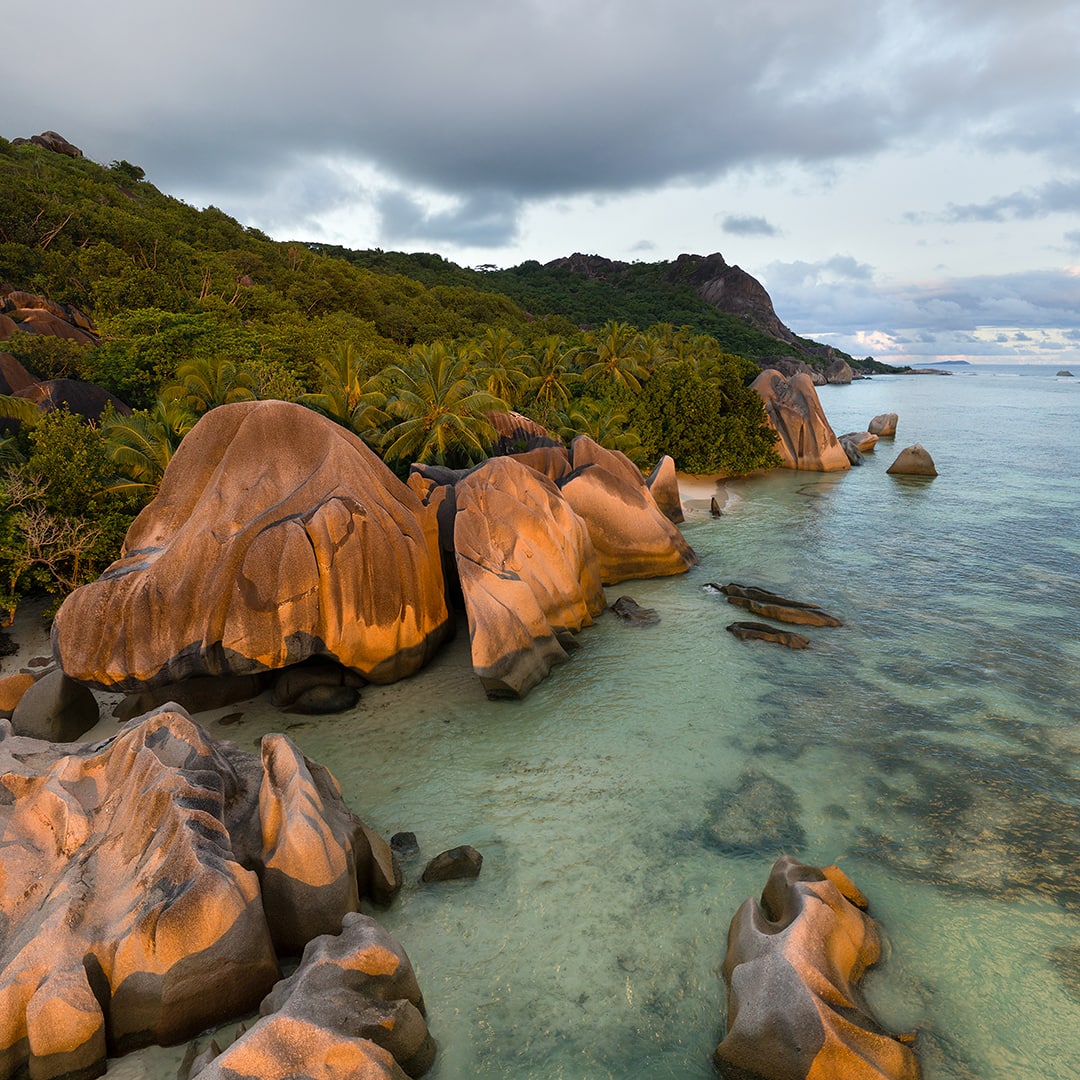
[186,912,435,1080]
[887,444,938,477]
[840,430,879,461]
[0,708,402,1080]
[714,856,920,1080]
[725,621,811,649]
[751,370,851,472]
[52,400,452,692]
[609,596,661,626]
[868,412,899,437]
[825,358,854,384]
[422,845,483,883]
[1056,370,1073,377]
[454,456,605,698]
[719,583,843,627]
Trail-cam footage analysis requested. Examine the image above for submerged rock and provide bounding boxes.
[726,621,810,649]
[887,444,938,476]
[52,401,451,692]
[703,771,806,855]
[751,370,850,472]
[715,856,921,1080]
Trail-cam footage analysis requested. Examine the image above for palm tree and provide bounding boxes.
[554,399,647,467]
[471,327,529,410]
[161,355,258,416]
[380,342,506,469]
[299,341,388,446]
[100,399,195,499]
[519,335,582,422]
[581,321,647,395]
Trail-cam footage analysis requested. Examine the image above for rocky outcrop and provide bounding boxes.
[887,444,938,477]
[10,131,83,158]
[52,400,452,692]
[715,856,920,1080]
[868,413,898,437]
[609,596,660,626]
[14,377,130,420]
[453,456,605,698]
[422,845,484,883]
[0,353,37,395]
[1057,370,1074,377]
[488,410,561,453]
[0,287,98,347]
[751,370,850,472]
[187,912,434,1079]
[0,707,400,1080]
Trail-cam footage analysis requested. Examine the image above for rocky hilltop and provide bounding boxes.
[545,251,837,367]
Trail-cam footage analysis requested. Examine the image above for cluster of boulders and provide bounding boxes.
[0,706,430,1080]
[751,369,851,471]
[0,287,129,423]
[712,583,843,650]
[50,400,695,702]
[716,857,921,1079]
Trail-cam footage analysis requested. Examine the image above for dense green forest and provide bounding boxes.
[0,134,859,617]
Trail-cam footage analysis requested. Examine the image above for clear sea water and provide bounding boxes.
[116,364,1080,1078]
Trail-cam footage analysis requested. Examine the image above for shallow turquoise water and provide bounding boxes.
[119,366,1080,1078]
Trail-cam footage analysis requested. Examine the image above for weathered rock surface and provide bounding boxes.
[715,856,920,1080]
[10,131,83,158]
[0,353,37,394]
[454,457,605,698]
[0,707,401,1080]
[559,437,696,583]
[188,912,434,1080]
[869,413,899,437]
[718,583,843,627]
[751,370,850,472]
[14,377,130,421]
[887,444,938,477]
[488,410,561,453]
[422,845,483,883]
[52,400,452,692]
[841,431,879,454]
[645,454,684,523]
[0,672,35,719]
[9,668,99,742]
[726,621,810,649]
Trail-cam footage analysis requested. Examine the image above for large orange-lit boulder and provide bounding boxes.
[715,856,920,1080]
[454,457,605,697]
[751,369,850,472]
[188,912,434,1080]
[52,401,451,691]
[0,708,402,1080]
[558,442,696,584]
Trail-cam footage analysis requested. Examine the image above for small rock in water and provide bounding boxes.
[610,596,661,626]
[391,831,421,858]
[422,845,483,883]
[710,496,723,517]
[726,621,810,649]
[886,443,938,476]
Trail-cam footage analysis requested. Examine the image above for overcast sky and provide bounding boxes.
[8,0,1080,365]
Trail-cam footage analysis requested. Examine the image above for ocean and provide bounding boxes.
[112,364,1079,1079]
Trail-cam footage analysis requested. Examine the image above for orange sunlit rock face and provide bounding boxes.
[52,400,452,692]
[752,369,852,472]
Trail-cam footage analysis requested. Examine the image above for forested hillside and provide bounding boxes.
[0,132,854,616]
